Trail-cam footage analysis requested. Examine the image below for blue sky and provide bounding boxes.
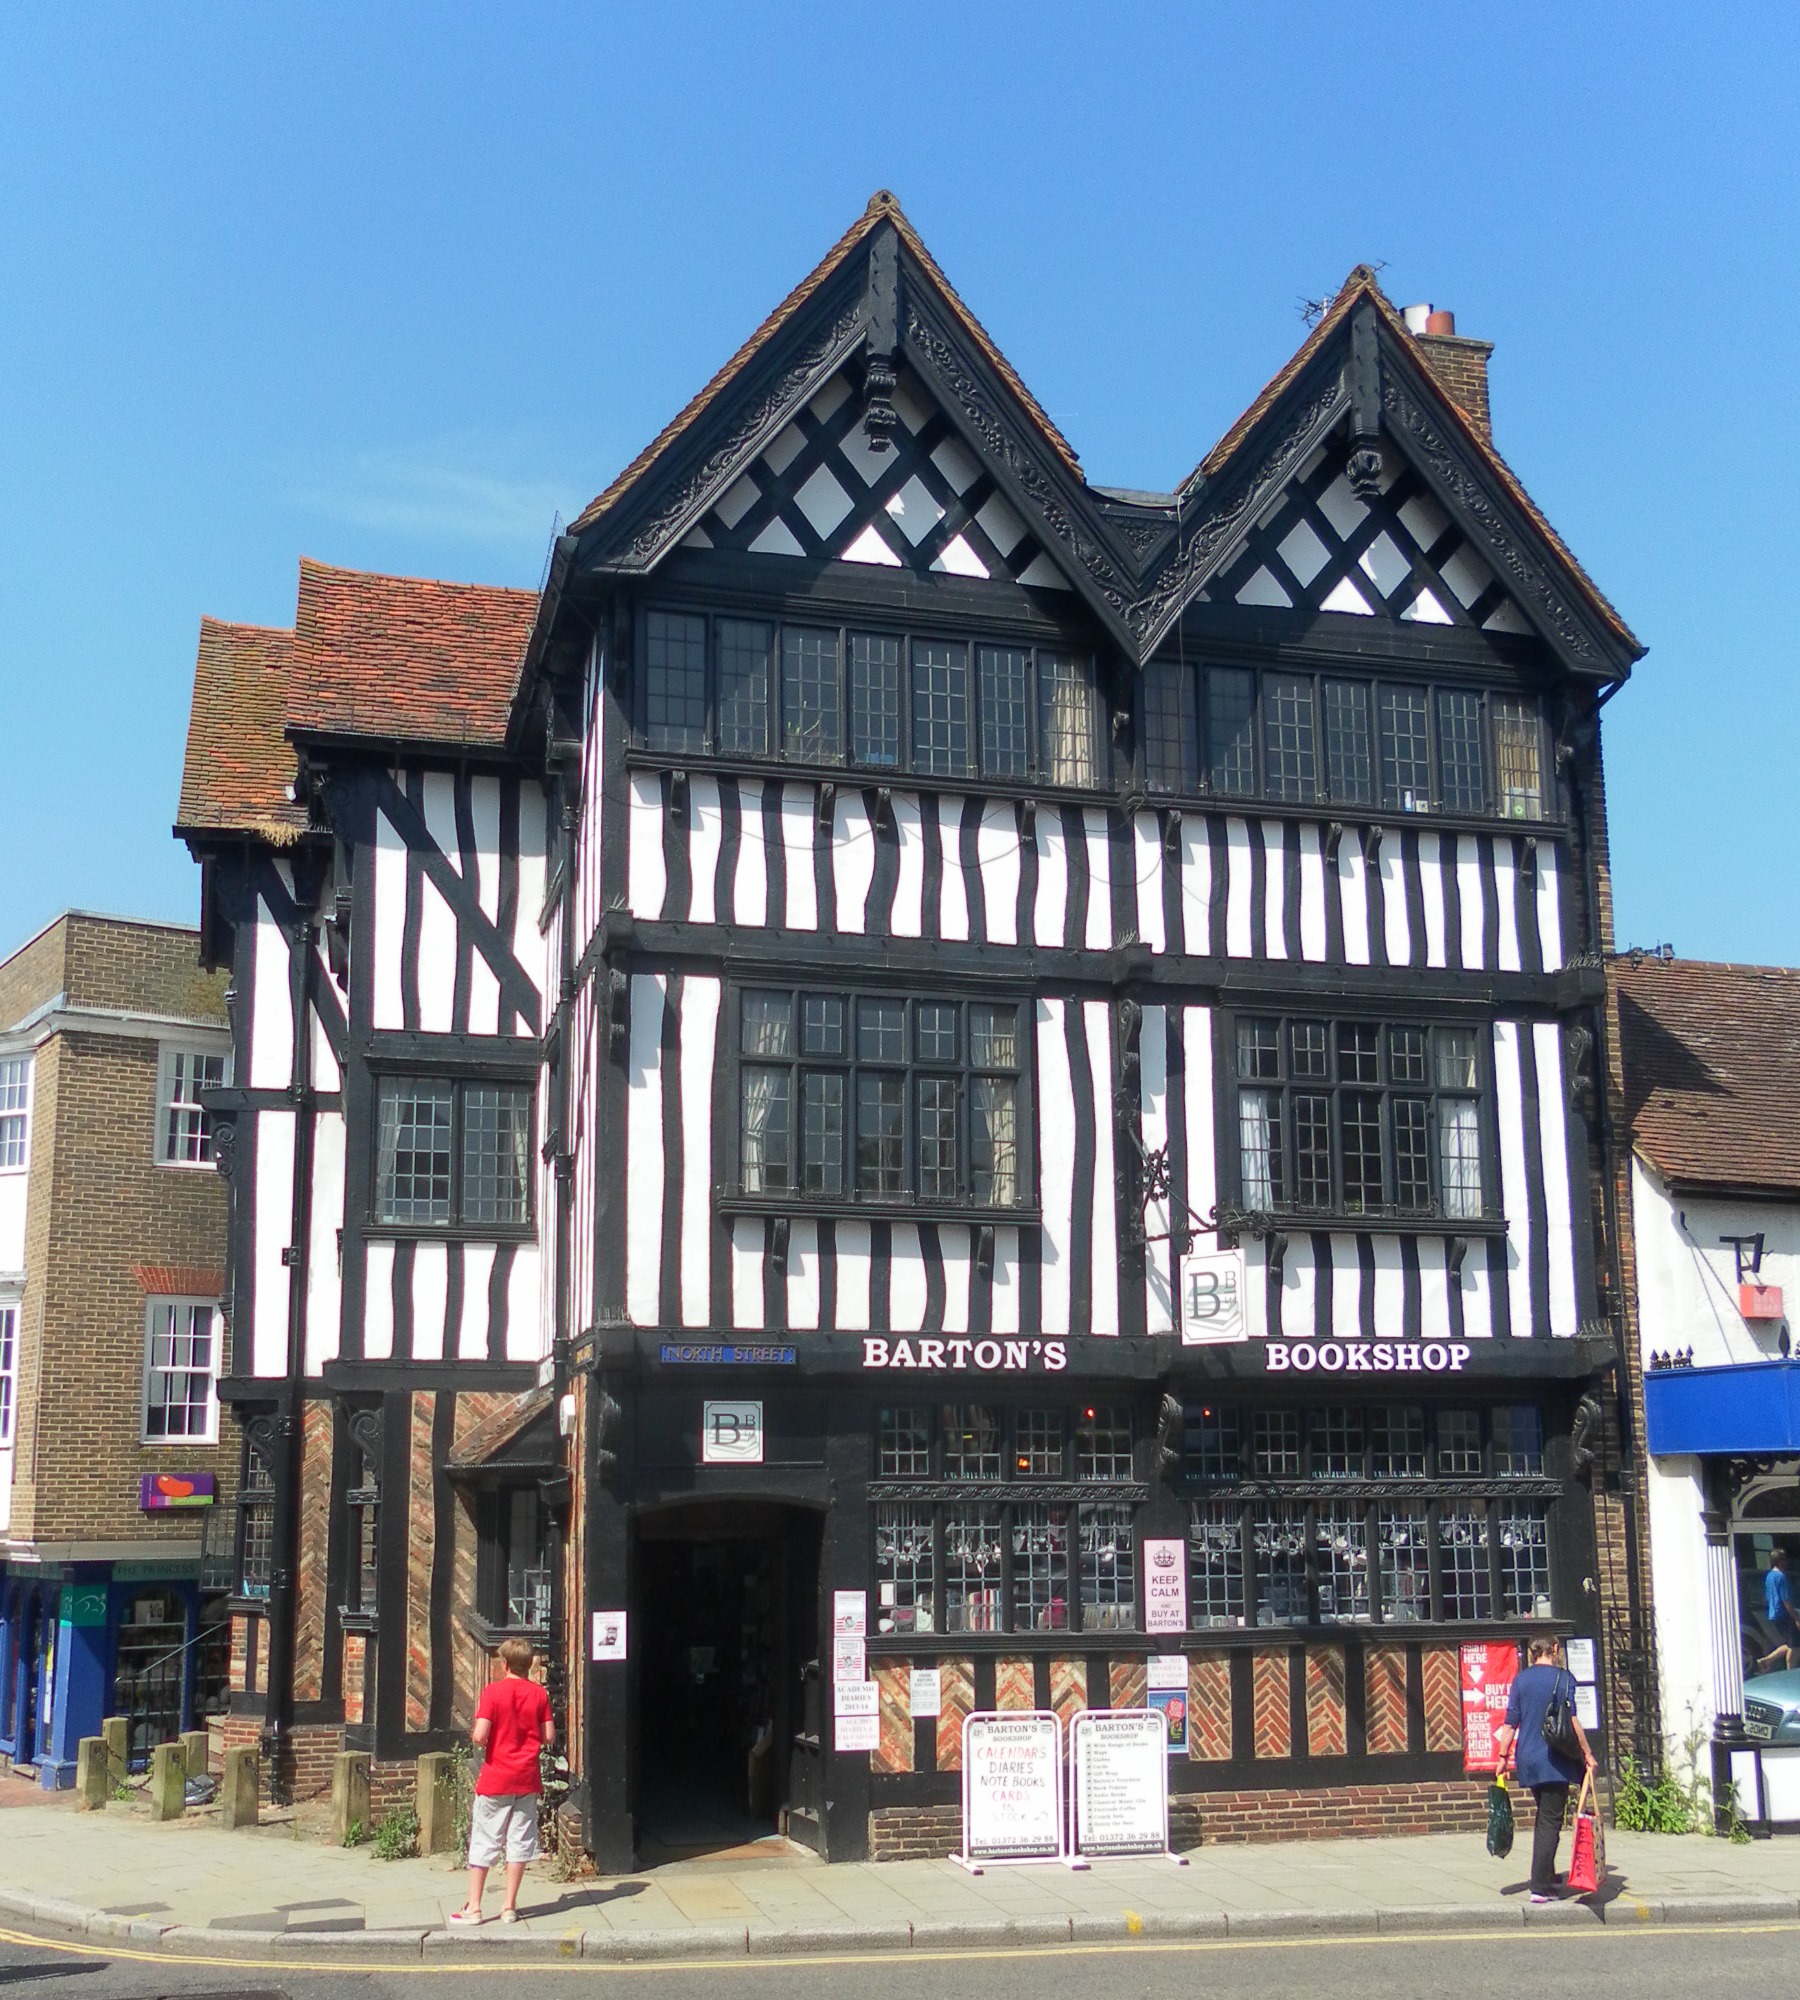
[2,5,1795,961]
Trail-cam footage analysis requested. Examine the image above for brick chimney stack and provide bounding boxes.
[1402,303,1494,445]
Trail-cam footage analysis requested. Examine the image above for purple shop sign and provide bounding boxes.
[139,1473,216,1511]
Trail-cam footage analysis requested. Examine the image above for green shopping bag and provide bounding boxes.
[1486,1770,1515,1858]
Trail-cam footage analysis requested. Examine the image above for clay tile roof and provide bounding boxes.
[175,618,309,844]
[1185,266,1640,659]
[570,189,1080,538]
[446,1386,554,1469]
[1615,957,1800,1196]
[286,557,538,749]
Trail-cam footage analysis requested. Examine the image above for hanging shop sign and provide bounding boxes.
[862,1336,1068,1374]
[1071,1711,1180,1860]
[1179,1251,1246,1345]
[1264,1340,1473,1375]
[590,1611,629,1662]
[701,1400,764,1463]
[1460,1641,1519,1773]
[834,1676,881,1753]
[957,1712,1066,1869]
[139,1473,216,1511]
[1143,1541,1188,1633]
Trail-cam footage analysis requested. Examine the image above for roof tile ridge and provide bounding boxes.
[296,553,538,600]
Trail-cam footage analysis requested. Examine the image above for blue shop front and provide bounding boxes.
[0,1561,232,1787]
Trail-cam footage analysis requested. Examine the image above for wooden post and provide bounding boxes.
[148,1743,185,1822]
[220,1745,259,1830]
[415,1751,458,1855]
[75,1737,108,1811]
[330,1750,371,1845]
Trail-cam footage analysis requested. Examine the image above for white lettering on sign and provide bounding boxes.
[835,1678,880,1718]
[701,1400,764,1461]
[1264,1341,1472,1374]
[1143,1539,1188,1634]
[1179,1250,1246,1345]
[861,1336,1067,1373]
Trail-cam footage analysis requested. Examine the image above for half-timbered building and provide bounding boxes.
[179,193,1647,1861]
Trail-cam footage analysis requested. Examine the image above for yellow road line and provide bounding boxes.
[0,1920,1795,1976]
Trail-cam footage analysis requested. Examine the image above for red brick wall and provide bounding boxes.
[1252,1650,1291,1757]
[1304,1648,1347,1757]
[1364,1645,1408,1755]
[1188,1655,1232,1761]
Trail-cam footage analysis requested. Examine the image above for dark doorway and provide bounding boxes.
[635,1502,820,1862]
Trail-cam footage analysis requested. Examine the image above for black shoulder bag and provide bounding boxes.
[1541,1668,1583,1762]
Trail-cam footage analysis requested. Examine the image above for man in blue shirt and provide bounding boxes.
[1494,1635,1598,1902]
[1756,1550,1798,1672]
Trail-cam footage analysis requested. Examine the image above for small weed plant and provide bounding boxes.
[340,1818,365,1848]
[373,1807,420,1860]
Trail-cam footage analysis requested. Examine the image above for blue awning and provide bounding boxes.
[1644,1358,1800,1456]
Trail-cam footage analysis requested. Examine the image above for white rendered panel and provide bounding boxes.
[1242,1239,1269,1341]
[1492,1022,1533,1337]
[1183,1006,1217,1231]
[416,873,457,1034]
[977,801,1020,945]
[1261,821,1287,960]
[412,1242,448,1362]
[250,903,293,1091]
[304,1110,344,1373]
[1134,813,1165,956]
[460,1243,496,1359]
[1085,1000,1119,1335]
[1371,1235,1405,1338]
[507,1245,542,1361]
[625,975,667,1328]
[363,1237,394,1363]
[1456,836,1485,970]
[422,772,460,874]
[889,1225,928,1333]
[1381,842,1411,968]
[468,777,503,1035]
[940,1225,972,1335]
[1330,1235,1362,1343]
[1338,842,1370,965]
[731,1218,763,1329]
[1225,819,1253,958]
[991,1225,1020,1335]
[786,1218,820,1331]
[835,1219,872,1332]
[891,793,925,938]
[938,796,970,942]
[1537,848,1564,970]
[680,978,721,1328]
[1417,1235,1451,1340]
[627,770,667,921]
[733,778,768,929]
[832,788,874,936]
[254,1109,295,1375]
[1298,824,1327,962]
[372,806,407,1030]
[1140,1005,1174,1334]
[1281,1235,1317,1344]
[1033,813,1068,948]
[1495,844,1522,972]
[1178,816,1212,954]
[512,785,547,998]
[1460,1249,1496,1341]
[781,787,818,932]
[1534,1021,1578,1337]
[1083,811,1112,952]
[1419,833,1448,968]
[687,775,721,926]
[310,1003,341,1096]
[1036,999,1074,1336]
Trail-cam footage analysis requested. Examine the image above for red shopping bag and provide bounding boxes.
[1567,1773,1604,1895]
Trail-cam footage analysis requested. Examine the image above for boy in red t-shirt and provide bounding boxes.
[449,1638,554,1925]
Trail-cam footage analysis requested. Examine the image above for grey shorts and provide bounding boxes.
[468,1791,541,1867]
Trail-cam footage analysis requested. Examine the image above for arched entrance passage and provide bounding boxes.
[633,1499,822,1862]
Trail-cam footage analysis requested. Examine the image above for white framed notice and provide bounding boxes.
[1574,1684,1601,1731]
[834,1712,881,1752]
[590,1611,628,1662]
[701,1400,763,1463]
[910,1666,942,1718]
[833,1633,866,1683]
[1146,1654,1187,1691]
[956,1711,1065,1871]
[1143,1540,1188,1633]
[1565,1638,1597,1684]
[1071,1710,1183,1863]
[1179,1249,1246,1344]
[833,1589,867,1637]
[835,1679,880,1718]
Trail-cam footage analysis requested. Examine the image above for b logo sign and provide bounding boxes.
[1179,1250,1246,1345]
[702,1400,765,1464]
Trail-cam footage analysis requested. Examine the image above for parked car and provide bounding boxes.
[1742,1668,1800,1745]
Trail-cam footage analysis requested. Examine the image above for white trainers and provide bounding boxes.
[447,1908,485,1926]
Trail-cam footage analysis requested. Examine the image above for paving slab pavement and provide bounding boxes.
[0,1777,1796,1960]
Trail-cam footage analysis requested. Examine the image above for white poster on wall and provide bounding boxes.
[1565,1638,1597,1684]
[910,1667,942,1718]
[835,1711,881,1752]
[590,1611,628,1662]
[833,1590,867,1636]
[1143,1541,1188,1632]
[1146,1654,1188,1691]
[833,1633,866,1684]
[1179,1250,1247,1344]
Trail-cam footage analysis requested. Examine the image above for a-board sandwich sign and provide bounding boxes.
[958,1711,1065,1867]
[1070,1710,1172,1860]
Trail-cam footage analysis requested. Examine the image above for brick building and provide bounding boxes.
[0,912,237,1782]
